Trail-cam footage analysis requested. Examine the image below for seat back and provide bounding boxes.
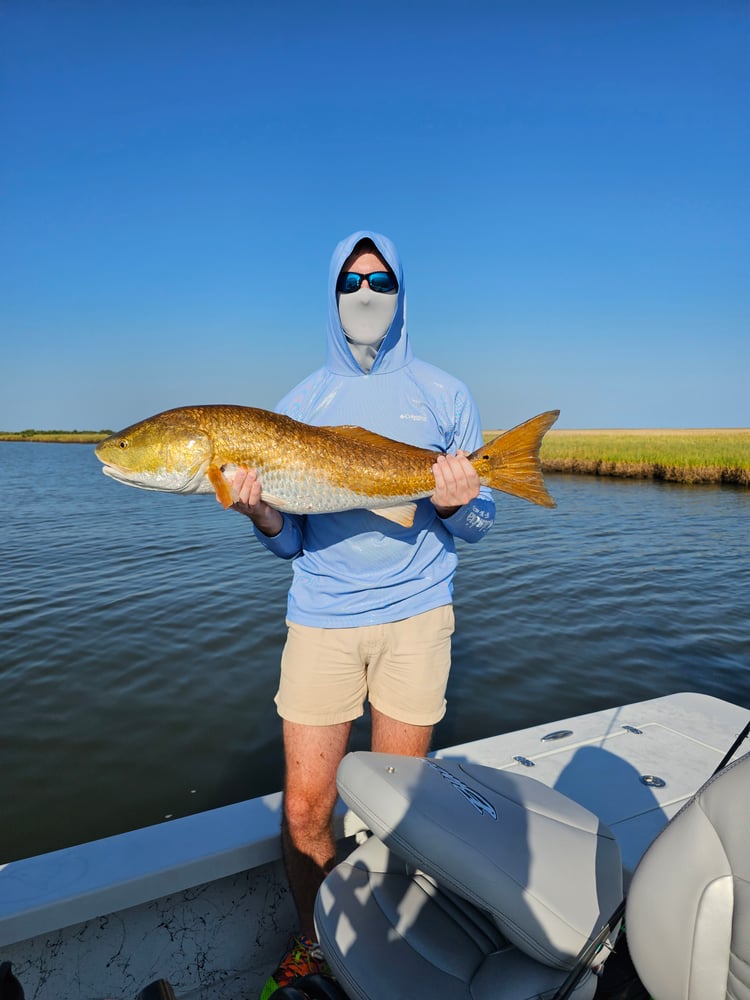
[626,750,750,1000]
[334,752,622,970]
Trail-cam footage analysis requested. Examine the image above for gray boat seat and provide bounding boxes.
[315,753,623,1000]
[625,749,750,1000]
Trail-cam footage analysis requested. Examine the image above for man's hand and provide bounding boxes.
[223,467,284,537]
[431,452,480,518]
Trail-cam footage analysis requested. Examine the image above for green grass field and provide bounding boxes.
[484,428,750,485]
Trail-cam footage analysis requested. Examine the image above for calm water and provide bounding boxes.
[1,442,748,862]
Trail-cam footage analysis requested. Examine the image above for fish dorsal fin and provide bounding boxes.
[369,503,417,528]
[323,424,409,450]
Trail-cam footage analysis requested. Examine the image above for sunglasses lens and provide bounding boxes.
[338,271,398,294]
[367,272,398,293]
[338,272,362,294]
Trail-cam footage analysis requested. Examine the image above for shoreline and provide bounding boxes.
[0,433,108,444]
[540,458,750,486]
[492,427,750,487]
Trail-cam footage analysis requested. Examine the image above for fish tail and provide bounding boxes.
[470,410,560,508]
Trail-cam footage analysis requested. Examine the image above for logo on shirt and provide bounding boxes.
[466,507,493,532]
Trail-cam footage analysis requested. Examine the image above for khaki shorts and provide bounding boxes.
[275,605,455,727]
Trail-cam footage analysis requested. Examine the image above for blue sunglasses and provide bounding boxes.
[337,270,398,294]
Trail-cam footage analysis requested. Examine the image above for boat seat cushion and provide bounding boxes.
[626,750,750,1000]
[315,833,598,1000]
[334,752,622,970]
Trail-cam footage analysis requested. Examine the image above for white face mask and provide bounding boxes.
[338,285,398,373]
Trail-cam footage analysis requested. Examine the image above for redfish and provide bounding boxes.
[95,405,559,527]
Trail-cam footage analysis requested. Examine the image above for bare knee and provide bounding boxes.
[282,719,351,841]
[283,783,335,840]
[371,706,433,756]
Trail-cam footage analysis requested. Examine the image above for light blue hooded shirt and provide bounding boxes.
[254,230,495,627]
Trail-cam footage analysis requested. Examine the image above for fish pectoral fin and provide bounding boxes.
[369,503,417,528]
[207,464,234,509]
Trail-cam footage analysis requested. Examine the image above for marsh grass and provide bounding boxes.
[484,428,750,485]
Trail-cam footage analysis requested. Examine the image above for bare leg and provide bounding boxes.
[371,705,433,757]
[281,718,352,939]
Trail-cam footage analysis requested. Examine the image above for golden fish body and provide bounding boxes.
[95,405,559,525]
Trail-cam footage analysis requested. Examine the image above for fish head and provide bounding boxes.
[95,411,214,493]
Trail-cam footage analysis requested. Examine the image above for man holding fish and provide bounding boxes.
[232,231,496,998]
[95,229,558,996]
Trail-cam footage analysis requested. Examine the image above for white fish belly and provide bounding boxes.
[256,466,429,514]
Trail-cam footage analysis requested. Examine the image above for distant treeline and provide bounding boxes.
[0,430,112,443]
[8,429,112,437]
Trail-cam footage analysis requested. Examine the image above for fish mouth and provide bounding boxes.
[98,460,210,493]
[99,464,167,491]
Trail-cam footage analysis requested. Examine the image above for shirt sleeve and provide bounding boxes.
[252,513,305,559]
[438,488,495,542]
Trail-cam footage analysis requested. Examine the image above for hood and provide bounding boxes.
[325,230,412,376]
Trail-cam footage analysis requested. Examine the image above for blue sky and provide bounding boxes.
[2,1,747,431]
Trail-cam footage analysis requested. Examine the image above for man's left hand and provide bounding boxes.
[431,452,481,518]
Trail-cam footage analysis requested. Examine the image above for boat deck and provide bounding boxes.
[1,691,746,999]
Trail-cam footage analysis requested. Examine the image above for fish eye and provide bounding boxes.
[118,439,129,449]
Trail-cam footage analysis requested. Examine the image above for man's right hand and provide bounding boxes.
[225,467,284,537]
